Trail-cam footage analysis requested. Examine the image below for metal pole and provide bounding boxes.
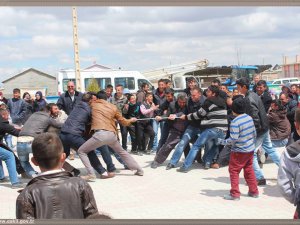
[72,7,81,92]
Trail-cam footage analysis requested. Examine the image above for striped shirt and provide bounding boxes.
[220,113,256,153]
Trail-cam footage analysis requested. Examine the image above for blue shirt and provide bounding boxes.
[220,113,256,153]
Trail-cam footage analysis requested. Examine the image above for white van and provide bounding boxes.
[57,67,154,94]
[270,78,299,85]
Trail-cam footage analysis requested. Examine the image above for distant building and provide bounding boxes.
[282,55,300,78]
[260,64,283,81]
[2,68,57,98]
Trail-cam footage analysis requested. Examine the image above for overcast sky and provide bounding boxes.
[0,7,299,82]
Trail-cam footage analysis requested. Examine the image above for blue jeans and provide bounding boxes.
[0,147,19,184]
[170,125,201,166]
[182,128,226,169]
[272,138,288,148]
[4,134,14,150]
[152,120,165,151]
[253,130,280,180]
[17,141,36,177]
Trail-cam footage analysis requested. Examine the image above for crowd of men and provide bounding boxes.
[0,74,300,218]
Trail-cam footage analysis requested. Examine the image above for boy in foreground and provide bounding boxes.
[218,97,259,200]
[16,132,110,219]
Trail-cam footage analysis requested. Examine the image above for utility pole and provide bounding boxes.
[72,7,81,92]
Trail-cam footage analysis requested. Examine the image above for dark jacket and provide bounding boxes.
[186,95,206,128]
[283,99,298,129]
[258,91,272,113]
[33,91,47,112]
[7,98,27,125]
[123,102,141,119]
[156,98,176,116]
[16,171,98,219]
[244,90,269,137]
[136,90,147,104]
[268,108,291,140]
[153,88,166,107]
[57,91,83,115]
[20,111,62,138]
[61,101,91,136]
[0,116,24,174]
[23,100,34,123]
[165,101,188,132]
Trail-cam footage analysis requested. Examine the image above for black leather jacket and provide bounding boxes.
[16,171,98,219]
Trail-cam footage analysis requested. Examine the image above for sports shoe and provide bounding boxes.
[151,161,160,169]
[257,178,266,186]
[223,194,240,201]
[100,172,115,179]
[204,162,210,170]
[177,166,189,173]
[134,169,144,176]
[248,192,259,198]
[166,163,175,170]
[11,182,26,189]
[81,174,97,181]
[0,177,9,183]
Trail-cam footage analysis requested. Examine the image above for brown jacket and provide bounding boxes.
[16,171,98,219]
[268,108,291,140]
[91,99,132,134]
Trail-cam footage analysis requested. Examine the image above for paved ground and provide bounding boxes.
[0,147,295,219]
[0,146,294,219]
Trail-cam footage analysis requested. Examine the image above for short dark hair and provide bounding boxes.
[127,94,134,101]
[82,93,92,102]
[164,79,171,84]
[145,92,153,98]
[207,85,220,96]
[158,79,165,84]
[141,82,149,89]
[271,99,284,111]
[116,84,123,88]
[231,97,246,114]
[96,90,107,100]
[46,103,57,112]
[291,84,298,89]
[236,77,250,90]
[211,79,221,86]
[191,87,203,94]
[257,80,267,87]
[187,77,196,83]
[32,133,63,170]
[13,88,20,94]
[106,84,113,89]
[165,88,174,95]
[177,92,187,101]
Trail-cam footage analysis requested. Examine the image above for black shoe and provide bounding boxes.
[166,163,175,170]
[177,166,189,173]
[151,161,159,169]
[131,150,138,155]
[257,178,266,186]
[204,162,211,170]
[72,169,81,177]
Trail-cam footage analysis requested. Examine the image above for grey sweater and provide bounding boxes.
[20,111,63,138]
[278,140,300,204]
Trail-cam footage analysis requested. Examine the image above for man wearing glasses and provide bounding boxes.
[57,81,83,115]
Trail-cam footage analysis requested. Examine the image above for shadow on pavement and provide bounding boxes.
[200,189,228,197]
[262,183,283,198]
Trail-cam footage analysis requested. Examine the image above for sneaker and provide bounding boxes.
[177,166,189,173]
[204,162,210,170]
[0,177,9,183]
[100,172,115,179]
[211,163,220,169]
[72,168,81,177]
[21,172,31,179]
[134,169,144,176]
[81,174,97,181]
[248,192,259,198]
[11,182,26,189]
[223,194,240,201]
[257,178,266,186]
[166,163,175,170]
[131,150,138,155]
[151,161,159,169]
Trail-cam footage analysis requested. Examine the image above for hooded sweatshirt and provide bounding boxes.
[33,91,47,112]
[278,140,300,204]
